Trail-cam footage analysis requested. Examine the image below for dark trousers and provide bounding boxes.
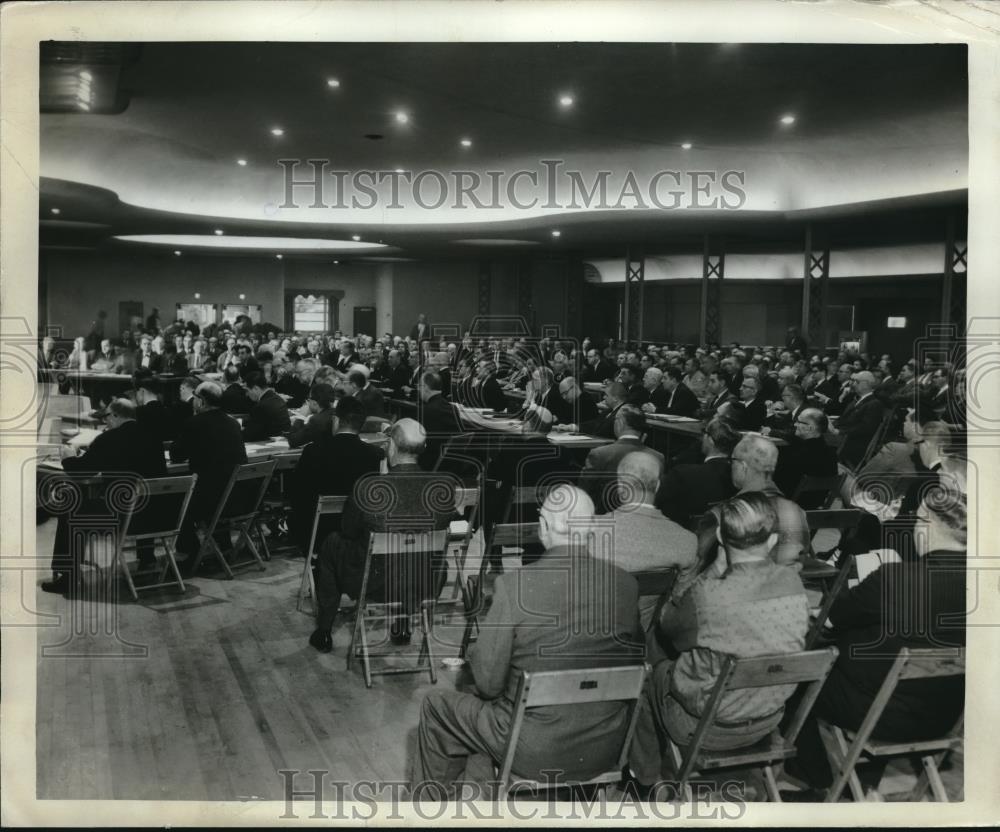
[51,511,155,577]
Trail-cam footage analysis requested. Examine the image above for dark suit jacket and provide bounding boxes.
[581,402,625,439]
[476,376,509,413]
[409,322,432,342]
[386,364,410,396]
[774,436,839,506]
[169,407,248,519]
[663,383,700,418]
[836,393,886,468]
[291,431,384,550]
[136,400,177,443]
[355,385,386,419]
[220,383,253,415]
[736,397,768,431]
[161,354,189,376]
[242,389,291,441]
[582,361,615,384]
[287,407,335,449]
[468,546,643,780]
[656,456,736,526]
[62,420,167,479]
[133,351,162,373]
[275,375,309,409]
[623,383,650,407]
[417,393,461,470]
[699,389,735,419]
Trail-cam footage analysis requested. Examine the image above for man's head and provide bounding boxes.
[738,376,760,402]
[243,371,271,401]
[307,383,337,413]
[100,338,112,355]
[781,383,805,411]
[550,352,567,375]
[346,370,368,395]
[701,416,741,458]
[179,375,200,402]
[731,435,778,489]
[531,366,555,394]
[419,370,444,401]
[559,376,580,403]
[538,485,594,550]
[104,398,137,429]
[476,359,494,381]
[603,381,627,409]
[387,418,425,465]
[642,367,663,392]
[618,365,638,387]
[614,405,646,439]
[617,451,661,507]
[332,395,367,435]
[837,363,853,382]
[661,366,683,392]
[192,381,223,413]
[853,371,876,396]
[795,407,828,440]
[586,349,600,366]
[716,493,779,560]
[706,370,727,397]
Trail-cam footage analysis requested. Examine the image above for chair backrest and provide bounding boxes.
[271,452,302,472]
[368,528,449,557]
[213,459,277,525]
[362,416,390,434]
[675,648,839,785]
[307,494,349,556]
[805,509,864,532]
[454,486,480,515]
[855,409,895,471]
[632,568,678,598]
[497,664,649,790]
[793,474,844,510]
[124,474,199,540]
[805,555,854,650]
[896,647,965,681]
[490,522,540,549]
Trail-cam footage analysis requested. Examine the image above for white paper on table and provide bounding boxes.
[848,549,902,588]
[548,433,597,443]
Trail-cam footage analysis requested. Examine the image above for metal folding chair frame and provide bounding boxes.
[296,494,348,614]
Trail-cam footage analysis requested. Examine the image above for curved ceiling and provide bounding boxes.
[40,42,968,257]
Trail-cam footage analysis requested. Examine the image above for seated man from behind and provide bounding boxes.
[242,370,291,441]
[582,406,662,513]
[630,493,809,784]
[308,419,457,653]
[287,382,337,449]
[600,451,697,631]
[219,365,253,414]
[656,416,739,526]
[413,485,643,793]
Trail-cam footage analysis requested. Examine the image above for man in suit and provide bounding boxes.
[656,416,740,526]
[581,406,662,512]
[698,370,735,419]
[401,351,424,400]
[242,370,291,441]
[287,382,337,449]
[88,338,118,373]
[309,419,457,652]
[42,398,168,595]
[409,313,432,344]
[820,363,856,416]
[556,376,599,428]
[774,407,839,504]
[384,350,410,397]
[619,365,650,407]
[639,368,670,413]
[416,370,461,470]
[656,366,700,417]
[187,339,210,371]
[470,358,508,413]
[519,366,564,423]
[169,381,248,562]
[134,375,177,443]
[581,348,615,384]
[413,485,643,791]
[291,396,384,560]
[734,375,768,431]
[347,369,386,419]
[219,366,253,414]
[603,451,698,630]
[333,341,357,374]
[577,382,628,439]
[835,371,887,469]
[134,335,162,373]
[763,383,808,443]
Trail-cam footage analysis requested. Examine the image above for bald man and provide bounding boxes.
[413,485,643,792]
[835,370,887,469]
[602,452,698,630]
[309,418,458,652]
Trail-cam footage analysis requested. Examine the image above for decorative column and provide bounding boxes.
[941,215,967,333]
[700,235,725,345]
[801,224,830,350]
[374,263,394,337]
[623,248,645,346]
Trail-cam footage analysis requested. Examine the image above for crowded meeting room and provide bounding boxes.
[31,38,970,807]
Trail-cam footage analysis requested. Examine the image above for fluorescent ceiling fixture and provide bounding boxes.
[114,235,388,251]
[394,168,406,174]
[173,250,181,256]
[351,234,361,241]
[50,207,60,215]
[326,78,340,88]
[79,70,93,81]
[276,253,283,259]
[779,114,796,125]
[460,138,472,147]
[559,94,574,107]
[333,260,339,264]
[236,159,248,166]
[551,230,561,237]
[214,229,224,235]
[454,238,541,247]
[194,293,201,299]
[887,316,907,328]
[681,142,692,150]
[394,111,409,124]
[270,127,284,136]
[239,294,246,300]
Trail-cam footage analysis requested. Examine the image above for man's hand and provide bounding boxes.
[641,402,656,414]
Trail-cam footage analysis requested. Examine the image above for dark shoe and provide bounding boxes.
[41,574,70,595]
[390,627,412,646]
[309,629,333,653]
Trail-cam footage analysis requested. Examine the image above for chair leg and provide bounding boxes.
[161,537,186,593]
[238,523,267,571]
[421,602,437,685]
[920,753,950,802]
[115,546,139,602]
[358,611,373,688]
[820,722,866,802]
[208,534,236,580]
[296,555,315,614]
[762,764,781,802]
[254,521,272,562]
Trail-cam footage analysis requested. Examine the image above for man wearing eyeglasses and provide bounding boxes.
[773,408,839,507]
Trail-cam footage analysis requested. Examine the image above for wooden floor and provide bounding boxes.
[34,517,963,802]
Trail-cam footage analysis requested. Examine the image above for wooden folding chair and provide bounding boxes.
[347,528,450,688]
[793,473,845,510]
[804,508,864,549]
[495,664,650,799]
[253,451,302,561]
[447,486,481,604]
[669,648,840,802]
[849,410,895,474]
[189,459,276,578]
[804,555,854,650]
[820,647,964,803]
[115,475,198,601]
[633,567,679,634]
[461,521,540,658]
[296,494,348,614]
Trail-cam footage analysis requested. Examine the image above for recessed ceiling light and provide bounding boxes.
[551,230,561,238]
[214,229,224,236]
[194,293,201,299]
[79,70,92,82]
[333,260,339,265]
[779,114,796,125]
[394,111,409,124]
[173,250,182,256]
[236,158,248,166]
[681,142,693,150]
[326,78,340,88]
[351,235,361,242]
[394,168,406,174]
[275,253,283,259]
[460,138,472,148]
[558,94,574,107]
[239,293,246,300]
[50,207,60,215]
[270,127,285,136]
